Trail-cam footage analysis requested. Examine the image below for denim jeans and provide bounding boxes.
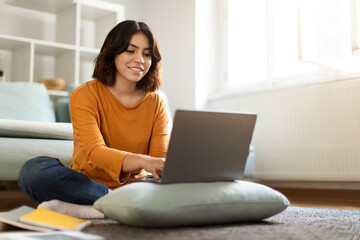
[18,156,109,205]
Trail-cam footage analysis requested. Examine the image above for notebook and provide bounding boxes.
[19,208,91,231]
[0,206,91,232]
[122,109,257,184]
[0,206,52,232]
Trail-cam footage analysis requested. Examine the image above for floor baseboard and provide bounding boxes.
[247,179,360,190]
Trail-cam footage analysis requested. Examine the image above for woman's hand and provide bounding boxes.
[122,153,165,178]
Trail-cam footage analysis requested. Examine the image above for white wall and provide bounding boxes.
[142,0,197,116]
[195,0,221,109]
[208,78,360,185]
[139,0,223,114]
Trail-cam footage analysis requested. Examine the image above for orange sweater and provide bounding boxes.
[69,80,170,189]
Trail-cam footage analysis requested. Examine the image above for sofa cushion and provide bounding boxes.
[94,181,290,227]
[0,137,73,180]
[0,119,73,140]
[0,82,55,122]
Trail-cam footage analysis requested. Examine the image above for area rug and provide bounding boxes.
[83,207,360,240]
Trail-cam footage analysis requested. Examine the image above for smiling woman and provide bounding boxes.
[17,20,171,219]
[93,21,162,92]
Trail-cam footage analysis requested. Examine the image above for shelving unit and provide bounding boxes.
[0,0,125,96]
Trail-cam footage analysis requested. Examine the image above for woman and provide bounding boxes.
[18,20,170,218]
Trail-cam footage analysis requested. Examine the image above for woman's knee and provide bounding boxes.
[18,156,64,202]
[18,156,108,204]
[18,156,61,189]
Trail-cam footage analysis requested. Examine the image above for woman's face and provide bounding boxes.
[114,32,152,86]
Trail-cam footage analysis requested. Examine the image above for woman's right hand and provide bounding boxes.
[122,153,165,178]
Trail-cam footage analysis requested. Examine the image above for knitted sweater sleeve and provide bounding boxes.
[69,87,128,185]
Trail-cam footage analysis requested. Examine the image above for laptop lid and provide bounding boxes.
[159,109,257,183]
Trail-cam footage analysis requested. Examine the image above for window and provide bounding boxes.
[224,0,360,91]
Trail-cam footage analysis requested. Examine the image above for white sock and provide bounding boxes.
[38,199,105,219]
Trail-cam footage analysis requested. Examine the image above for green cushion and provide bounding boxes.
[94,181,290,227]
[0,82,55,122]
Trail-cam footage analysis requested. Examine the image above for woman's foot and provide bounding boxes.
[38,199,105,219]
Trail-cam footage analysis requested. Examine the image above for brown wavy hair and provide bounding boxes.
[92,20,162,92]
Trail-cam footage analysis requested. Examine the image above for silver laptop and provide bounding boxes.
[122,109,257,183]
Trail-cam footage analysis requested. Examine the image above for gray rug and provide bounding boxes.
[83,207,360,240]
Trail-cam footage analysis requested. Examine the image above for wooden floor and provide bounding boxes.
[274,188,360,210]
[0,181,38,212]
[1,181,360,212]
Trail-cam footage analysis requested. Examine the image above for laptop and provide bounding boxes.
[121,109,257,184]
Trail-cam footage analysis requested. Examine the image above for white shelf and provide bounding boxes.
[1,0,125,94]
[34,43,75,56]
[0,35,30,50]
[6,0,124,14]
[79,46,101,55]
[77,0,125,13]
[47,90,69,97]
[5,0,74,13]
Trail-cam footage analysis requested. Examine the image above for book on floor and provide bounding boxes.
[0,205,91,232]
[0,206,51,232]
[0,231,104,240]
[20,207,91,231]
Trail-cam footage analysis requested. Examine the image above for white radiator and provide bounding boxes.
[208,79,360,181]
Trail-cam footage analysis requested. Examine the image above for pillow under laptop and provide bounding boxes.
[94,181,290,227]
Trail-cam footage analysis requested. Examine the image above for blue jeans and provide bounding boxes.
[18,156,109,205]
